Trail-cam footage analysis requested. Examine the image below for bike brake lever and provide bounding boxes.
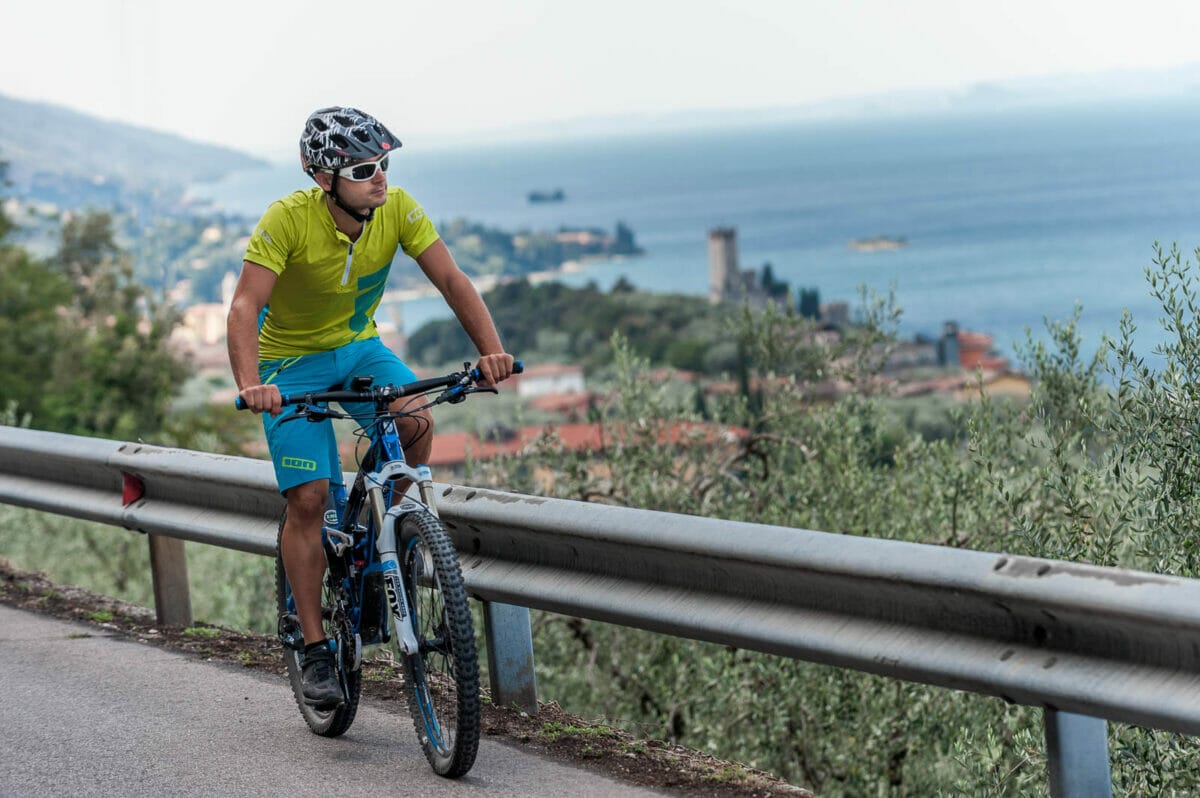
[446,385,498,404]
[278,407,310,425]
[278,404,344,424]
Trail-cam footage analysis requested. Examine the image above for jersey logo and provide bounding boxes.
[406,207,425,224]
[281,456,317,471]
[256,228,275,245]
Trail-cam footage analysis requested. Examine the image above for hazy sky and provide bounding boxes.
[4,0,1200,159]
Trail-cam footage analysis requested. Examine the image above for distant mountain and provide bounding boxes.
[452,62,1200,146]
[0,93,267,206]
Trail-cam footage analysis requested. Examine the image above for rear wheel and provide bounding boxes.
[275,514,361,737]
[397,511,481,777]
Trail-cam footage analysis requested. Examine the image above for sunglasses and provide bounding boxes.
[332,155,389,181]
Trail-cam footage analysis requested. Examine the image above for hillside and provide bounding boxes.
[0,95,644,309]
[408,279,740,374]
[0,93,266,203]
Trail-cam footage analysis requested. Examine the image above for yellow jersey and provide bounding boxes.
[244,186,439,359]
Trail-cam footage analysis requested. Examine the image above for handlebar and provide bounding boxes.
[235,359,523,411]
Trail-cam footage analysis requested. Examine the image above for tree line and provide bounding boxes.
[409,277,746,375]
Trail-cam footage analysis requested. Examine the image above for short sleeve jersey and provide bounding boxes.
[244,186,439,360]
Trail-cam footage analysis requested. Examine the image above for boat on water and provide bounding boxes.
[527,188,565,203]
[848,235,908,252]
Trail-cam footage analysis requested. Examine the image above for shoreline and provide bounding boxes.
[383,252,639,303]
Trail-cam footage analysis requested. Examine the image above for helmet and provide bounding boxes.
[299,106,401,174]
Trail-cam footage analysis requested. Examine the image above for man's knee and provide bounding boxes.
[396,406,434,440]
[286,480,328,524]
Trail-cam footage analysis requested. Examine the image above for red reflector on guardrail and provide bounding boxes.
[122,472,145,505]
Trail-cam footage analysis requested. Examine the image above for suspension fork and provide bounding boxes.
[375,507,421,656]
[415,464,439,516]
[366,462,437,656]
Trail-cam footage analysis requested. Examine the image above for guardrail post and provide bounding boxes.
[482,601,538,715]
[147,534,192,627]
[1044,709,1112,798]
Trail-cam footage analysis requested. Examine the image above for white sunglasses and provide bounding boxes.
[331,155,389,182]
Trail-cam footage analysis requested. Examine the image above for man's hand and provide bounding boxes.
[238,383,284,416]
[474,353,516,387]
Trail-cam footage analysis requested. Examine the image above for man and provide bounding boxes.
[227,106,514,707]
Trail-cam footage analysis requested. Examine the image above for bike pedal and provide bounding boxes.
[277,613,304,651]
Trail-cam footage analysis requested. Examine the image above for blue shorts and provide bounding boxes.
[259,337,417,495]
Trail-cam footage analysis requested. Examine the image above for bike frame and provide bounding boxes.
[270,363,516,661]
[309,405,440,666]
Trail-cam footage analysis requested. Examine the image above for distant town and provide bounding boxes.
[162,223,1027,476]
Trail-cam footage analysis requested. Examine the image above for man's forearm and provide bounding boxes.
[441,271,504,355]
[417,240,506,356]
[226,304,263,390]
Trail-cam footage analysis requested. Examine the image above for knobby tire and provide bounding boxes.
[398,511,481,778]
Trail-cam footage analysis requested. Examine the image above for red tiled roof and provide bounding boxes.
[427,423,604,466]
[528,392,592,414]
[426,421,747,467]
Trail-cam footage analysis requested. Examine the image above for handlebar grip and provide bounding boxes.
[234,394,291,411]
[469,359,524,383]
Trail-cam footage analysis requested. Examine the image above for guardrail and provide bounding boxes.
[3,426,1199,797]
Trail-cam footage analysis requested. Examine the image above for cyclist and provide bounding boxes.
[227,106,515,708]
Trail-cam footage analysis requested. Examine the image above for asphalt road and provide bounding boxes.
[1,604,667,797]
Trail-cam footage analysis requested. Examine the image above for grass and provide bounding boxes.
[182,625,221,638]
[540,721,617,742]
[364,666,399,683]
[703,765,749,784]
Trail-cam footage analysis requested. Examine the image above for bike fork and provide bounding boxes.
[366,465,438,657]
[369,501,418,657]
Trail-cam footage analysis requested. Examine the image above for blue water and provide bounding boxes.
[190,99,1200,363]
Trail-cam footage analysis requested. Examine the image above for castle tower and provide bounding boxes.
[708,227,738,304]
[938,321,961,368]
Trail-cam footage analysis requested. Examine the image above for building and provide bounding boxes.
[708,227,739,304]
[510,363,586,399]
[708,227,771,306]
[937,322,961,368]
[819,301,850,327]
[938,321,1010,372]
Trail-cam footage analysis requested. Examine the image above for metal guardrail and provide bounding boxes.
[4,425,1200,796]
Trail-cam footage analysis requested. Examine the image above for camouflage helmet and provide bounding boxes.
[299,106,401,173]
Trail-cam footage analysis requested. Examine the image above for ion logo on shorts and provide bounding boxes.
[281,456,317,471]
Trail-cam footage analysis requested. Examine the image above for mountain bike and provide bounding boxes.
[237,360,521,777]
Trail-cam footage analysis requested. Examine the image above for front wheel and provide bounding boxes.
[397,511,481,778]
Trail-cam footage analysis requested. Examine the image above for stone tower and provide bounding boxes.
[708,227,738,304]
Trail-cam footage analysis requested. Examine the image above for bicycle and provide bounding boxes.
[237,360,522,777]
